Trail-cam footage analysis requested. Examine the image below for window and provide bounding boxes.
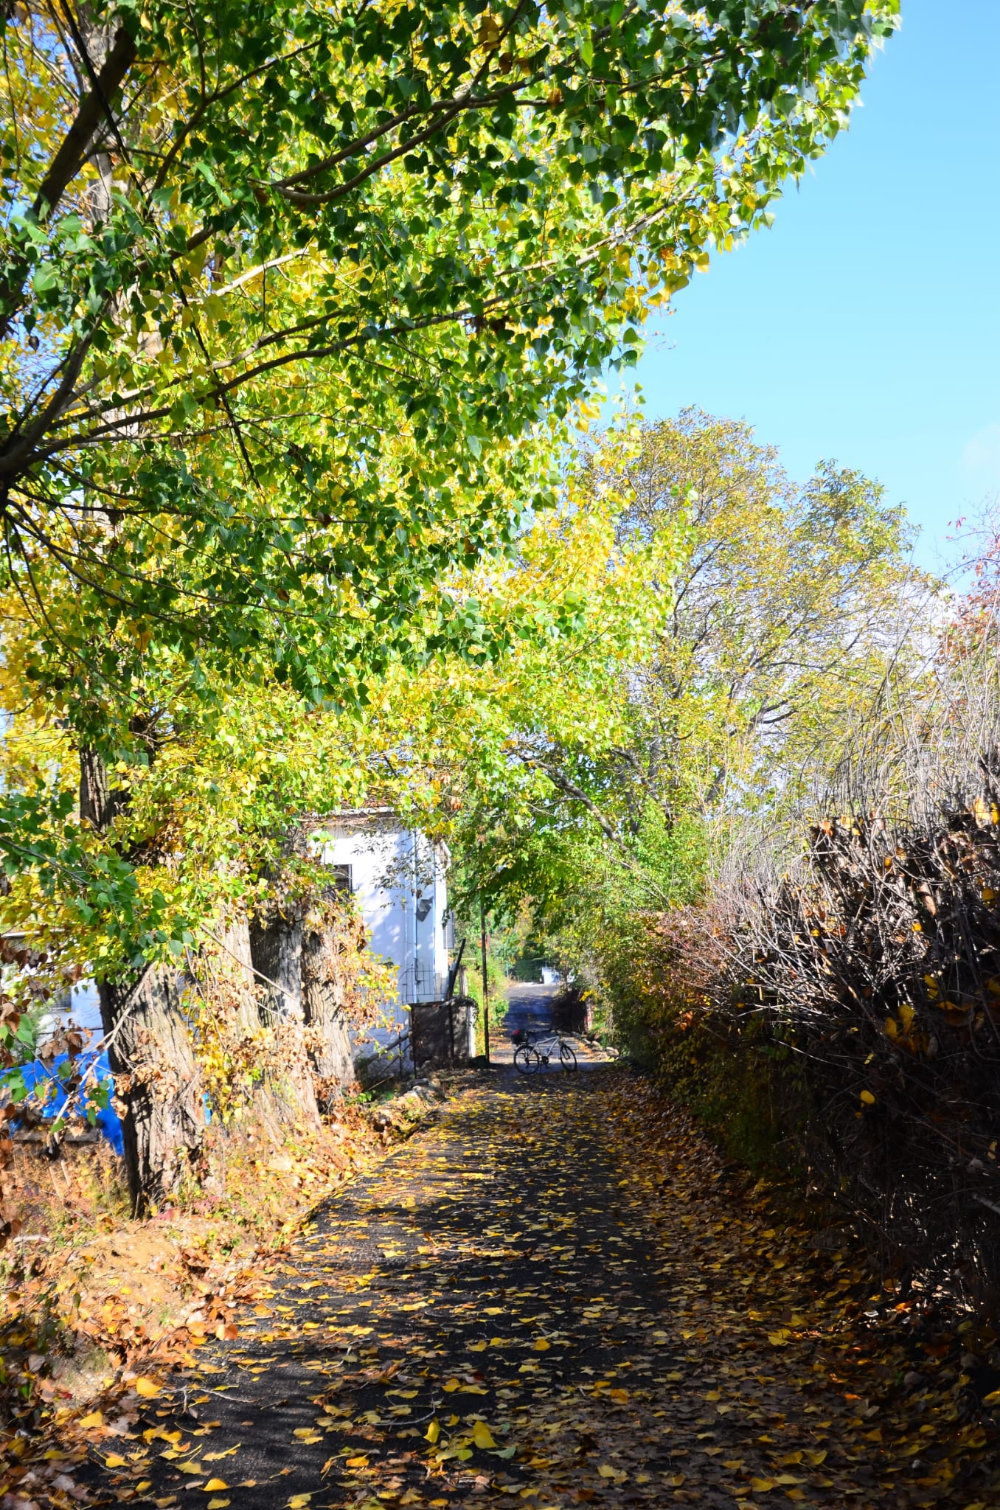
[331,863,352,895]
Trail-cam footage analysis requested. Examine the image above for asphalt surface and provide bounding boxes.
[489,982,560,1065]
[86,1068,688,1508]
[66,988,1000,1509]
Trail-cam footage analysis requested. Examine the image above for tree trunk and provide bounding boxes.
[81,747,207,1209]
[98,967,206,1211]
[249,909,303,1020]
[302,922,356,1101]
[217,909,263,1038]
[79,747,115,830]
[248,908,320,1130]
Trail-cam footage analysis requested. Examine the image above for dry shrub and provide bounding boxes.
[609,599,1000,1307]
[627,763,1000,1312]
[730,765,1000,1309]
[608,903,809,1173]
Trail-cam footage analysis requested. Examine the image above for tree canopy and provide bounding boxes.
[1,0,898,721]
[438,414,926,986]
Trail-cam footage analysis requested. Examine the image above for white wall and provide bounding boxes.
[320,818,451,1065]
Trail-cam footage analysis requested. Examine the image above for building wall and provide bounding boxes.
[320,818,451,1064]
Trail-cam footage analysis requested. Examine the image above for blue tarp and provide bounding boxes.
[15,1051,124,1155]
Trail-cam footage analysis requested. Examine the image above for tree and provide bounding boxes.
[1,0,898,711]
[0,651,398,1201]
[0,407,920,1198]
[432,413,927,1010]
[1,0,900,1202]
[595,409,925,825]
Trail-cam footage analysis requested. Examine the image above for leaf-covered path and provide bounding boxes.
[81,1070,997,1509]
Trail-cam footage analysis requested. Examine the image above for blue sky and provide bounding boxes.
[635,0,1000,574]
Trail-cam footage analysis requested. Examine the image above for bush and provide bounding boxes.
[620,762,1000,1313]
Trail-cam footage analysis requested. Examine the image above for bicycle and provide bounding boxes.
[511,1027,578,1073]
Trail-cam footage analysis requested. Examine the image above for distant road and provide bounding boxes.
[490,981,560,1064]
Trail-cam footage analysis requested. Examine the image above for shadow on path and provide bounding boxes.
[76,1072,993,1509]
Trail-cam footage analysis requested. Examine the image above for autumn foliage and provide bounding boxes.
[617,764,1000,1313]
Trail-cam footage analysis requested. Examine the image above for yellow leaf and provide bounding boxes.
[477,13,502,47]
[79,1411,104,1429]
[472,1421,496,1449]
[443,1378,460,1392]
[135,1377,162,1398]
[203,1480,229,1492]
[425,1419,440,1445]
[608,1388,629,1403]
[751,1479,776,1493]
[532,1338,550,1351]
[860,1090,876,1105]
[207,1501,230,1509]
[287,1497,312,1509]
[982,1388,1000,1405]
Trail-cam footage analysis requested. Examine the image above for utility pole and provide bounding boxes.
[480,893,490,1065]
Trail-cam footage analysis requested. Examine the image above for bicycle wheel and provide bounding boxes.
[559,1041,578,1071]
[514,1044,538,1073]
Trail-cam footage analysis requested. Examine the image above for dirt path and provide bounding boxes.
[77,1071,998,1509]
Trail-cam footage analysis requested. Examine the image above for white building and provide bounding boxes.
[319,813,452,1060]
